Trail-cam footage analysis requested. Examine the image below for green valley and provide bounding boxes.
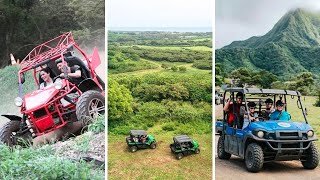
[108,31,212,179]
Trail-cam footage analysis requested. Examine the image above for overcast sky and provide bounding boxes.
[108,0,212,28]
[216,0,320,49]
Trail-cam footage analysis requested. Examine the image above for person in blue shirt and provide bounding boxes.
[269,100,291,121]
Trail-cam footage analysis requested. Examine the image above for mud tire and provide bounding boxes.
[217,136,231,159]
[150,142,156,149]
[245,143,264,172]
[0,121,21,147]
[130,146,138,153]
[176,153,183,160]
[76,90,105,124]
[302,142,319,169]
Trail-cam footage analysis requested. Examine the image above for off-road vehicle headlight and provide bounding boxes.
[14,97,23,107]
[257,131,264,138]
[307,130,314,137]
[54,80,63,90]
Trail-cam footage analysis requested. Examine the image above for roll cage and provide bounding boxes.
[223,88,308,128]
[17,32,103,97]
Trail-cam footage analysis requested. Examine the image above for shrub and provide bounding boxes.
[179,66,187,72]
[171,66,178,72]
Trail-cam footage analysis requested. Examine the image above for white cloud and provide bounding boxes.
[108,0,212,28]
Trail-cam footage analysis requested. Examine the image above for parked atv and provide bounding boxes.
[0,32,105,146]
[170,135,200,160]
[217,87,319,172]
[126,130,157,152]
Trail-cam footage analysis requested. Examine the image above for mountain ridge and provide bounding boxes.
[216,8,320,79]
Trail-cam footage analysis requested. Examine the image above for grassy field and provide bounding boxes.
[110,59,210,78]
[109,32,213,179]
[123,45,212,52]
[108,133,212,180]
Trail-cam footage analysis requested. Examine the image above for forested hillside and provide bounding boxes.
[0,0,104,67]
[216,8,320,80]
[108,31,212,179]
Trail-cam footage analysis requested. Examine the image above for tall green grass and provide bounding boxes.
[0,144,104,179]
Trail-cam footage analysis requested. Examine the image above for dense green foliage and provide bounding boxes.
[88,115,105,133]
[216,9,320,81]
[108,32,212,136]
[230,67,278,88]
[108,31,212,47]
[108,32,212,73]
[0,144,103,179]
[108,47,158,73]
[0,0,104,67]
[108,79,133,121]
[109,70,212,135]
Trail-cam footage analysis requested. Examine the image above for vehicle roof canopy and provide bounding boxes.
[173,135,192,143]
[130,130,147,136]
[225,87,301,96]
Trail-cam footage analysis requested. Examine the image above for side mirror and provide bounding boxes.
[297,100,302,109]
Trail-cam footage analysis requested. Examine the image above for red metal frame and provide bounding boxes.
[16,32,104,136]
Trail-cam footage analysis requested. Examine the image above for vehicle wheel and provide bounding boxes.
[0,121,21,147]
[302,142,319,169]
[217,136,231,159]
[195,148,200,154]
[150,142,157,149]
[76,90,105,124]
[176,153,183,160]
[245,143,264,172]
[130,146,138,153]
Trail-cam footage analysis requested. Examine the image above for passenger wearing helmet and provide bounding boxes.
[224,92,244,127]
[269,100,291,121]
[261,98,275,120]
[242,101,259,129]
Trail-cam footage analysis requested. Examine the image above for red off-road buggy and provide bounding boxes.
[0,32,105,146]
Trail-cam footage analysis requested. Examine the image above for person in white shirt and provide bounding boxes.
[39,67,54,89]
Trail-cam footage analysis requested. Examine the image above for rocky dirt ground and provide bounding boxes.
[215,104,320,180]
[52,131,105,165]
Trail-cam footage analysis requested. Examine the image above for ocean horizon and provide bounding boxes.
[108,27,212,33]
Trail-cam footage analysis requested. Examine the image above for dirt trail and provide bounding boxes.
[214,105,320,180]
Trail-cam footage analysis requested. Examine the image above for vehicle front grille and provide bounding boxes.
[280,132,298,137]
[277,131,300,140]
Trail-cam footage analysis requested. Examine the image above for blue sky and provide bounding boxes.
[108,0,212,28]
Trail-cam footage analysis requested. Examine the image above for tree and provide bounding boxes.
[253,70,278,88]
[131,54,140,61]
[108,79,133,121]
[161,64,169,69]
[229,67,253,87]
[295,72,314,95]
[215,63,224,86]
[171,66,178,72]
